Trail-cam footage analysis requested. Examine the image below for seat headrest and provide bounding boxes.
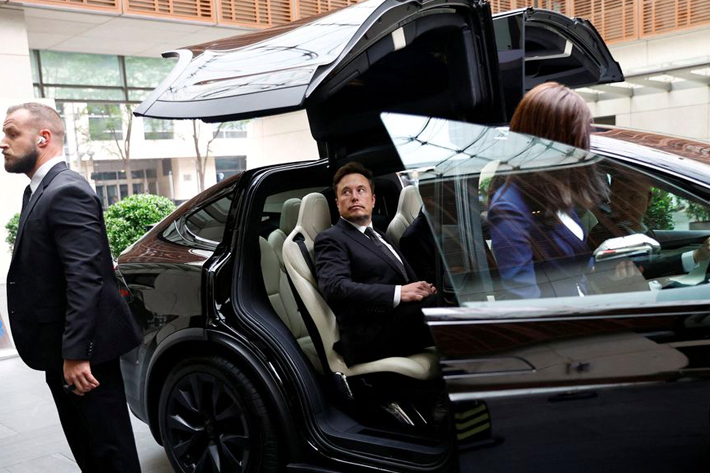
[397,185,423,223]
[297,193,331,240]
[279,198,301,234]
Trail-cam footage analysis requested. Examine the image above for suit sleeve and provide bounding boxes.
[634,253,686,280]
[47,184,104,360]
[488,191,541,299]
[314,231,395,308]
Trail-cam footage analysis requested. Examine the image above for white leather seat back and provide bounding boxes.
[259,236,321,371]
[283,192,438,380]
[268,198,301,269]
[386,185,423,246]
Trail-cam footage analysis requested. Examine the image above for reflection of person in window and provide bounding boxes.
[588,173,710,280]
[488,82,608,299]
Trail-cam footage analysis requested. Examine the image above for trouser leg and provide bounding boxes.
[45,359,142,473]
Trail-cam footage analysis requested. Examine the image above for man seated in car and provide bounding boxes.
[314,162,437,366]
[588,172,710,280]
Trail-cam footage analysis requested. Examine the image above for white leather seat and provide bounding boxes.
[283,192,438,381]
[268,198,301,269]
[386,185,423,246]
[259,237,322,372]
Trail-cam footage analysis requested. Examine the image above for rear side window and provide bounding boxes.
[163,190,235,249]
[184,194,233,245]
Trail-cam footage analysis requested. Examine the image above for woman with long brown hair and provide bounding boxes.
[488,82,608,298]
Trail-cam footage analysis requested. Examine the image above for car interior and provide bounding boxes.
[240,164,460,465]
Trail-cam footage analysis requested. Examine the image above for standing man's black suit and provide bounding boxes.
[7,162,143,472]
[315,218,434,365]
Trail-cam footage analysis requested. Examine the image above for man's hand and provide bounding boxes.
[693,237,710,264]
[63,359,99,396]
[613,260,639,280]
[401,281,437,303]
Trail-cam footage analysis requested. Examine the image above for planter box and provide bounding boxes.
[689,221,710,230]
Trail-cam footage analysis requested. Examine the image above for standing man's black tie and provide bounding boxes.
[364,227,409,282]
[21,185,32,213]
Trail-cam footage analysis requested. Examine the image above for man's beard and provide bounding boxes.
[4,147,38,174]
[348,213,370,225]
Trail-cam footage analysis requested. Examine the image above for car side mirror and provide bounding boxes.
[593,233,661,262]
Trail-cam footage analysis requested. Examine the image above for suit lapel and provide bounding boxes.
[13,162,68,259]
[337,219,409,280]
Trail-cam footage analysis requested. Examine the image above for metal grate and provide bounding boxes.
[641,0,710,36]
[297,0,359,19]
[572,0,638,44]
[125,0,214,19]
[488,0,534,14]
[219,0,291,25]
[218,0,359,27]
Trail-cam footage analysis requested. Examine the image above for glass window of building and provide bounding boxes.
[125,56,176,88]
[144,118,175,140]
[216,156,247,182]
[39,51,122,87]
[88,104,123,141]
[213,121,248,139]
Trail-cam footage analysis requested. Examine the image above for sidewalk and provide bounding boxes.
[0,356,172,473]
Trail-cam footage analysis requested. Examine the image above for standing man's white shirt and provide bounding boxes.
[29,155,64,195]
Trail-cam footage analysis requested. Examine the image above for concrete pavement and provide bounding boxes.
[0,356,172,473]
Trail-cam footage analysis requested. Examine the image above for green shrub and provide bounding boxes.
[5,213,19,252]
[643,188,677,231]
[686,201,710,223]
[105,194,176,257]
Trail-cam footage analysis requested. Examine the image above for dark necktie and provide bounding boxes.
[21,185,32,213]
[364,227,409,282]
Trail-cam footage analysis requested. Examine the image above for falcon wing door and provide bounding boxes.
[494,8,624,119]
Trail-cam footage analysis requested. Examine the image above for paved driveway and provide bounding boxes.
[0,356,172,473]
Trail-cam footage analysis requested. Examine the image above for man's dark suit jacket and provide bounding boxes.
[314,218,429,365]
[7,162,141,371]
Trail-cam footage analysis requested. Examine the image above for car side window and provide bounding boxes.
[184,193,233,245]
[162,190,235,249]
[383,114,710,309]
[586,168,710,293]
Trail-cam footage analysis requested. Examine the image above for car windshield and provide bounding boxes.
[382,112,710,313]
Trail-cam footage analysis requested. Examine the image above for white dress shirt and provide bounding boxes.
[30,156,65,196]
[342,218,403,307]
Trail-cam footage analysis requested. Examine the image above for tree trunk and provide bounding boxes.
[125,107,134,196]
[125,159,133,196]
[193,121,205,193]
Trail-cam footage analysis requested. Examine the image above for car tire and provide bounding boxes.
[158,356,280,473]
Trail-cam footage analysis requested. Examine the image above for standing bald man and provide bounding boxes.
[1,103,142,473]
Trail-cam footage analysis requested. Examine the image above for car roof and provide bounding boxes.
[592,126,710,188]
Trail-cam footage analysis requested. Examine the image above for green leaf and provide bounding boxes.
[5,213,20,253]
[105,194,176,257]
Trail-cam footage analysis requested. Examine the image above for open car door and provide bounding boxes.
[134,0,503,125]
[134,0,505,172]
[494,8,624,120]
[382,112,710,473]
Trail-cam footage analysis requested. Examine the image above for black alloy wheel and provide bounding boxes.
[158,356,279,473]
